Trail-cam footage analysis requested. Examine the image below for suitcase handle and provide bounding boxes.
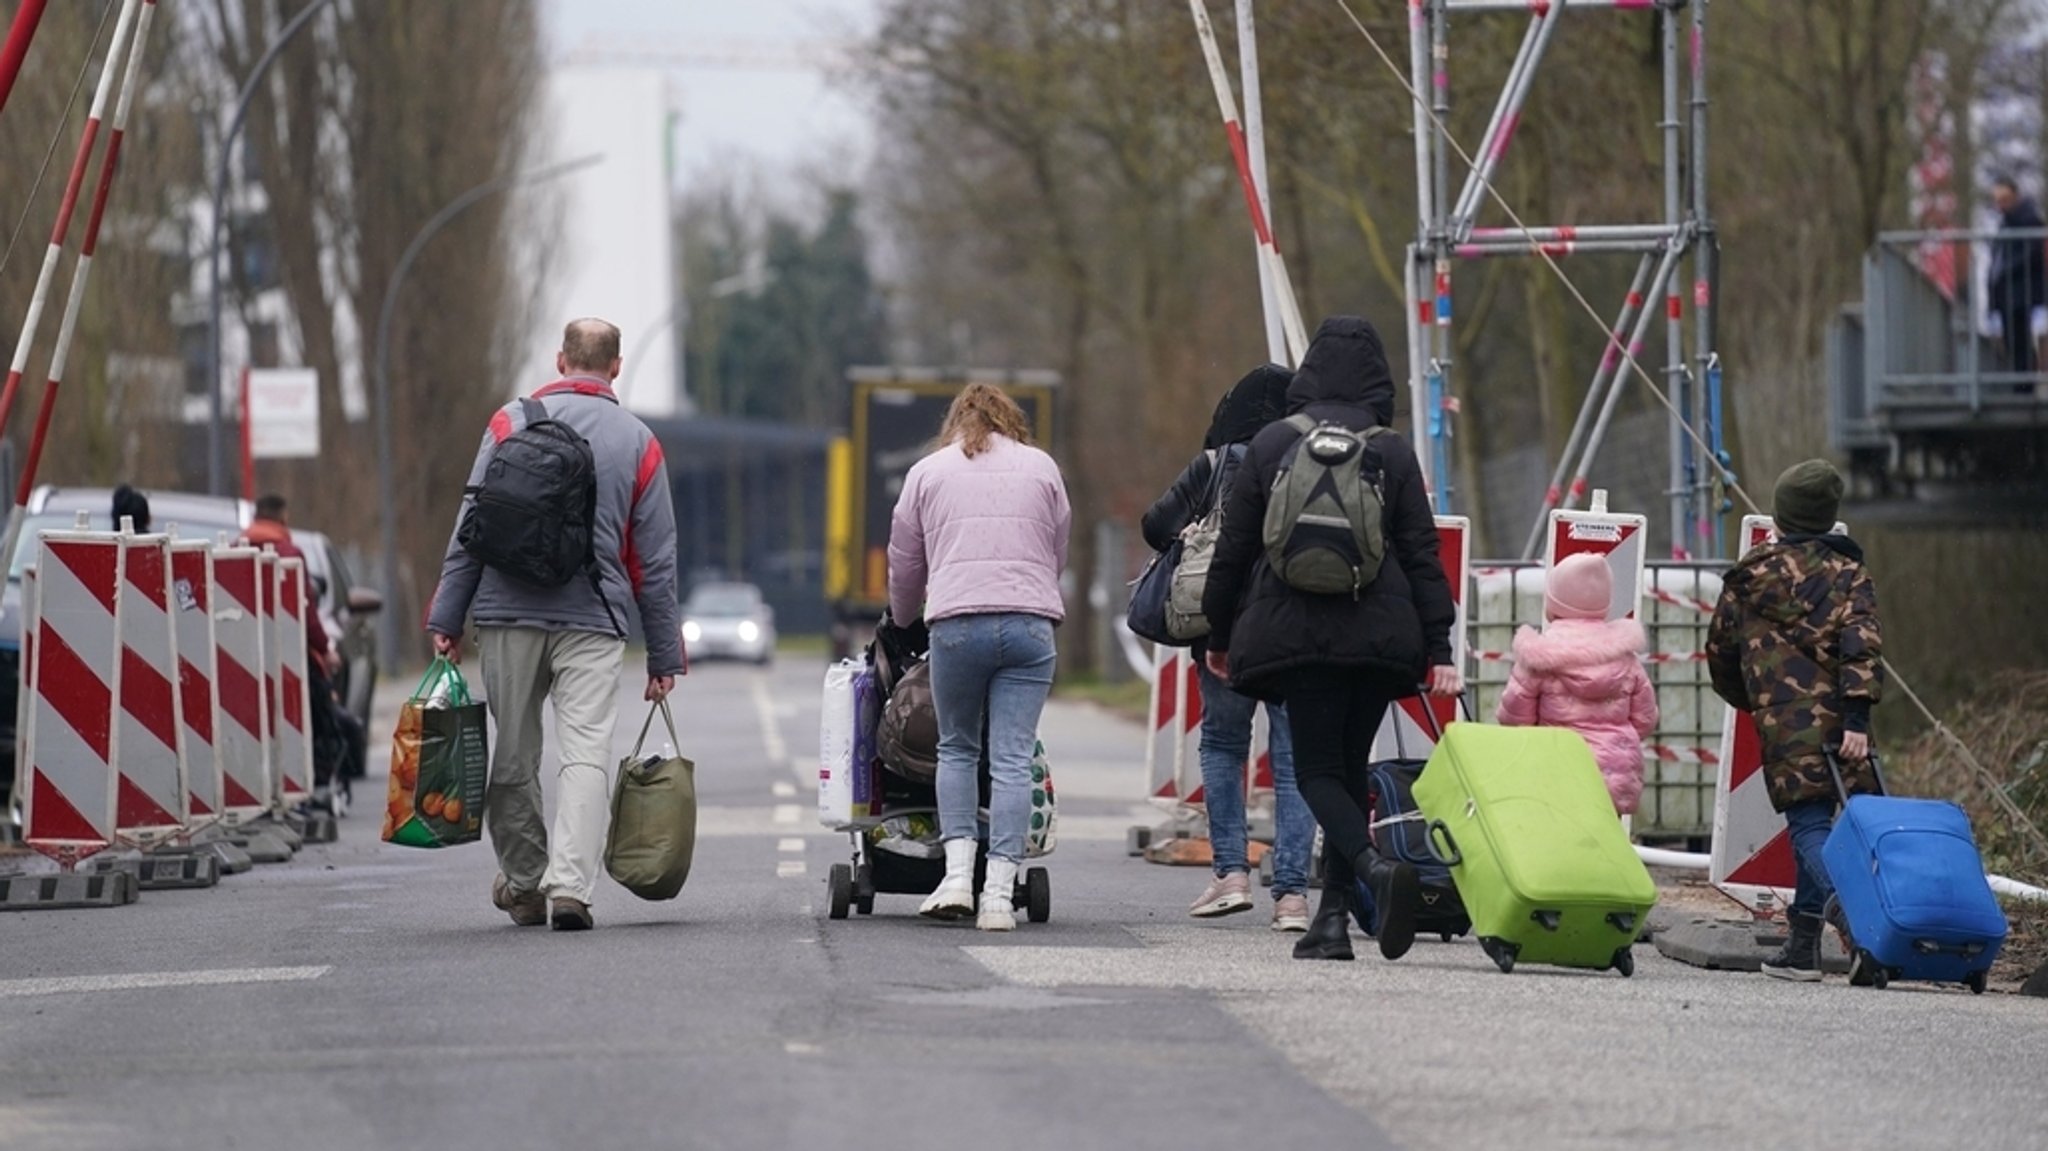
[1426,819,1463,868]
[1398,689,1473,752]
[1824,748,1887,803]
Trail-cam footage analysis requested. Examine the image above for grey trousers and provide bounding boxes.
[479,627,625,904]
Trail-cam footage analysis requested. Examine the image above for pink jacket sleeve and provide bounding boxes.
[887,467,929,625]
[1628,662,1660,738]
[1496,665,1541,727]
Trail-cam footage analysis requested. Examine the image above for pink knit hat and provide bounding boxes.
[1545,553,1612,622]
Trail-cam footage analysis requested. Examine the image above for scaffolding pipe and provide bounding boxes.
[1454,237,1673,258]
[1468,224,1678,243]
[1236,0,1286,365]
[1520,252,1655,559]
[1446,0,1656,9]
[1690,0,1721,556]
[1450,2,1563,236]
[0,0,143,442]
[1429,0,1454,505]
[1561,243,1683,512]
[1406,245,1430,462]
[0,0,49,123]
[1661,0,1690,557]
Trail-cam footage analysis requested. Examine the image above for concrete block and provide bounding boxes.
[240,832,294,865]
[98,852,221,890]
[2023,961,2048,998]
[0,870,138,910]
[298,814,338,844]
[1653,917,1850,974]
[203,840,254,874]
[261,820,305,851]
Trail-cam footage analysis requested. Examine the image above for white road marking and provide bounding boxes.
[749,676,788,764]
[772,804,801,826]
[784,1041,822,1055]
[776,860,809,878]
[771,780,797,799]
[777,838,806,853]
[0,966,331,1000]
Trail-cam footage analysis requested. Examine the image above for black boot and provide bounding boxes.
[1360,847,1421,961]
[1762,912,1822,982]
[1293,846,1355,961]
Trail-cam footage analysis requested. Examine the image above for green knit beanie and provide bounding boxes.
[1772,459,1844,536]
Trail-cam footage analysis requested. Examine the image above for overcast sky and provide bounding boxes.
[540,0,880,199]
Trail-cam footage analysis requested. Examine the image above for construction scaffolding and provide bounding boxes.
[1399,0,1726,561]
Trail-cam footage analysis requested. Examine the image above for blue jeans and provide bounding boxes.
[1785,799,1839,920]
[1197,665,1312,895]
[929,613,1057,863]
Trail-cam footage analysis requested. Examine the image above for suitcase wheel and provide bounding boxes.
[1966,971,1988,995]
[855,863,876,915]
[1480,937,1518,974]
[1024,867,1052,924]
[1439,932,1455,943]
[828,864,854,920]
[1848,949,1882,989]
[1611,948,1635,978]
[1126,826,1152,856]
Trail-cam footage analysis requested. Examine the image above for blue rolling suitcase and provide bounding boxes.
[1820,754,2007,994]
[1352,700,1471,942]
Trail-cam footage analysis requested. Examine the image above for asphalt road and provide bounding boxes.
[2,655,2045,1151]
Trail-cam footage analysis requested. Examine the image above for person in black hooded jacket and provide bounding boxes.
[1200,316,1460,963]
[1141,364,1316,931]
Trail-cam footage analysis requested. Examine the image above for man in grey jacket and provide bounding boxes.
[427,317,684,932]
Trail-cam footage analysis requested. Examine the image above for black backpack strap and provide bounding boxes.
[519,396,547,426]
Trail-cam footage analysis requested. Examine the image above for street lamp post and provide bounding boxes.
[206,0,336,496]
[371,154,603,673]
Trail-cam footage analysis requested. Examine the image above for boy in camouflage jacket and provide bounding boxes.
[1706,459,1883,982]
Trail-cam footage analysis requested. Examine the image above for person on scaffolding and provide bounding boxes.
[1988,173,2045,387]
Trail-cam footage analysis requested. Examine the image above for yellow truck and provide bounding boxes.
[825,367,1059,655]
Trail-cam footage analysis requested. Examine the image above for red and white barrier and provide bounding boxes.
[112,530,187,844]
[209,543,272,818]
[21,528,125,862]
[1145,647,1204,810]
[1372,516,1470,760]
[265,554,313,803]
[1544,495,1648,622]
[170,538,223,823]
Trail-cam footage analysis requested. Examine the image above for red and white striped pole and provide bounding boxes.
[0,0,50,124]
[0,0,143,442]
[0,0,150,577]
[1188,0,1308,365]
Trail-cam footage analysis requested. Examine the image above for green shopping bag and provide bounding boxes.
[381,659,489,848]
[605,700,698,900]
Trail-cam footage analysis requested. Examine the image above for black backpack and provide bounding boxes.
[458,397,610,604]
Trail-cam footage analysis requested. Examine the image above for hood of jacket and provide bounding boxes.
[1510,617,1646,696]
[1203,363,1293,449]
[1285,315,1395,427]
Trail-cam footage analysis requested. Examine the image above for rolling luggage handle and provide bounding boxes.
[1393,686,1472,869]
[1823,746,1887,803]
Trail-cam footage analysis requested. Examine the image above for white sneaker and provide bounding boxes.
[919,838,977,921]
[978,858,1019,932]
[1189,871,1254,918]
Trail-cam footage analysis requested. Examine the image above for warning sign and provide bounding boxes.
[1545,504,1647,621]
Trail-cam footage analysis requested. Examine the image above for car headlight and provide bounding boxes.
[737,620,760,644]
[682,621,702,644]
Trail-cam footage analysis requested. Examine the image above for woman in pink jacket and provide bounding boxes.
[1495,553,1659,816]
[888,384,1071,932]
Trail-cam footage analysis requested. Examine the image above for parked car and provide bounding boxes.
[2,488,250,829]
[681,581,777,665]
[290,529,382,733]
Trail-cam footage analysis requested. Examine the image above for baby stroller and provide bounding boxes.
[820,612,1053,922]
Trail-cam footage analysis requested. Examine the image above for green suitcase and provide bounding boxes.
[1412,723,1657,976]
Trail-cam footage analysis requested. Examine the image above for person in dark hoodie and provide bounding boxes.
[1989,175,2047,379]
[1142,364,1316,932]
[1200,317,1459,963]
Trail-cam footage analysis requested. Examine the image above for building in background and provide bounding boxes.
[520,65,684,416]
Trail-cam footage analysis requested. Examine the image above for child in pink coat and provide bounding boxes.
[1495,553,1659,815]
